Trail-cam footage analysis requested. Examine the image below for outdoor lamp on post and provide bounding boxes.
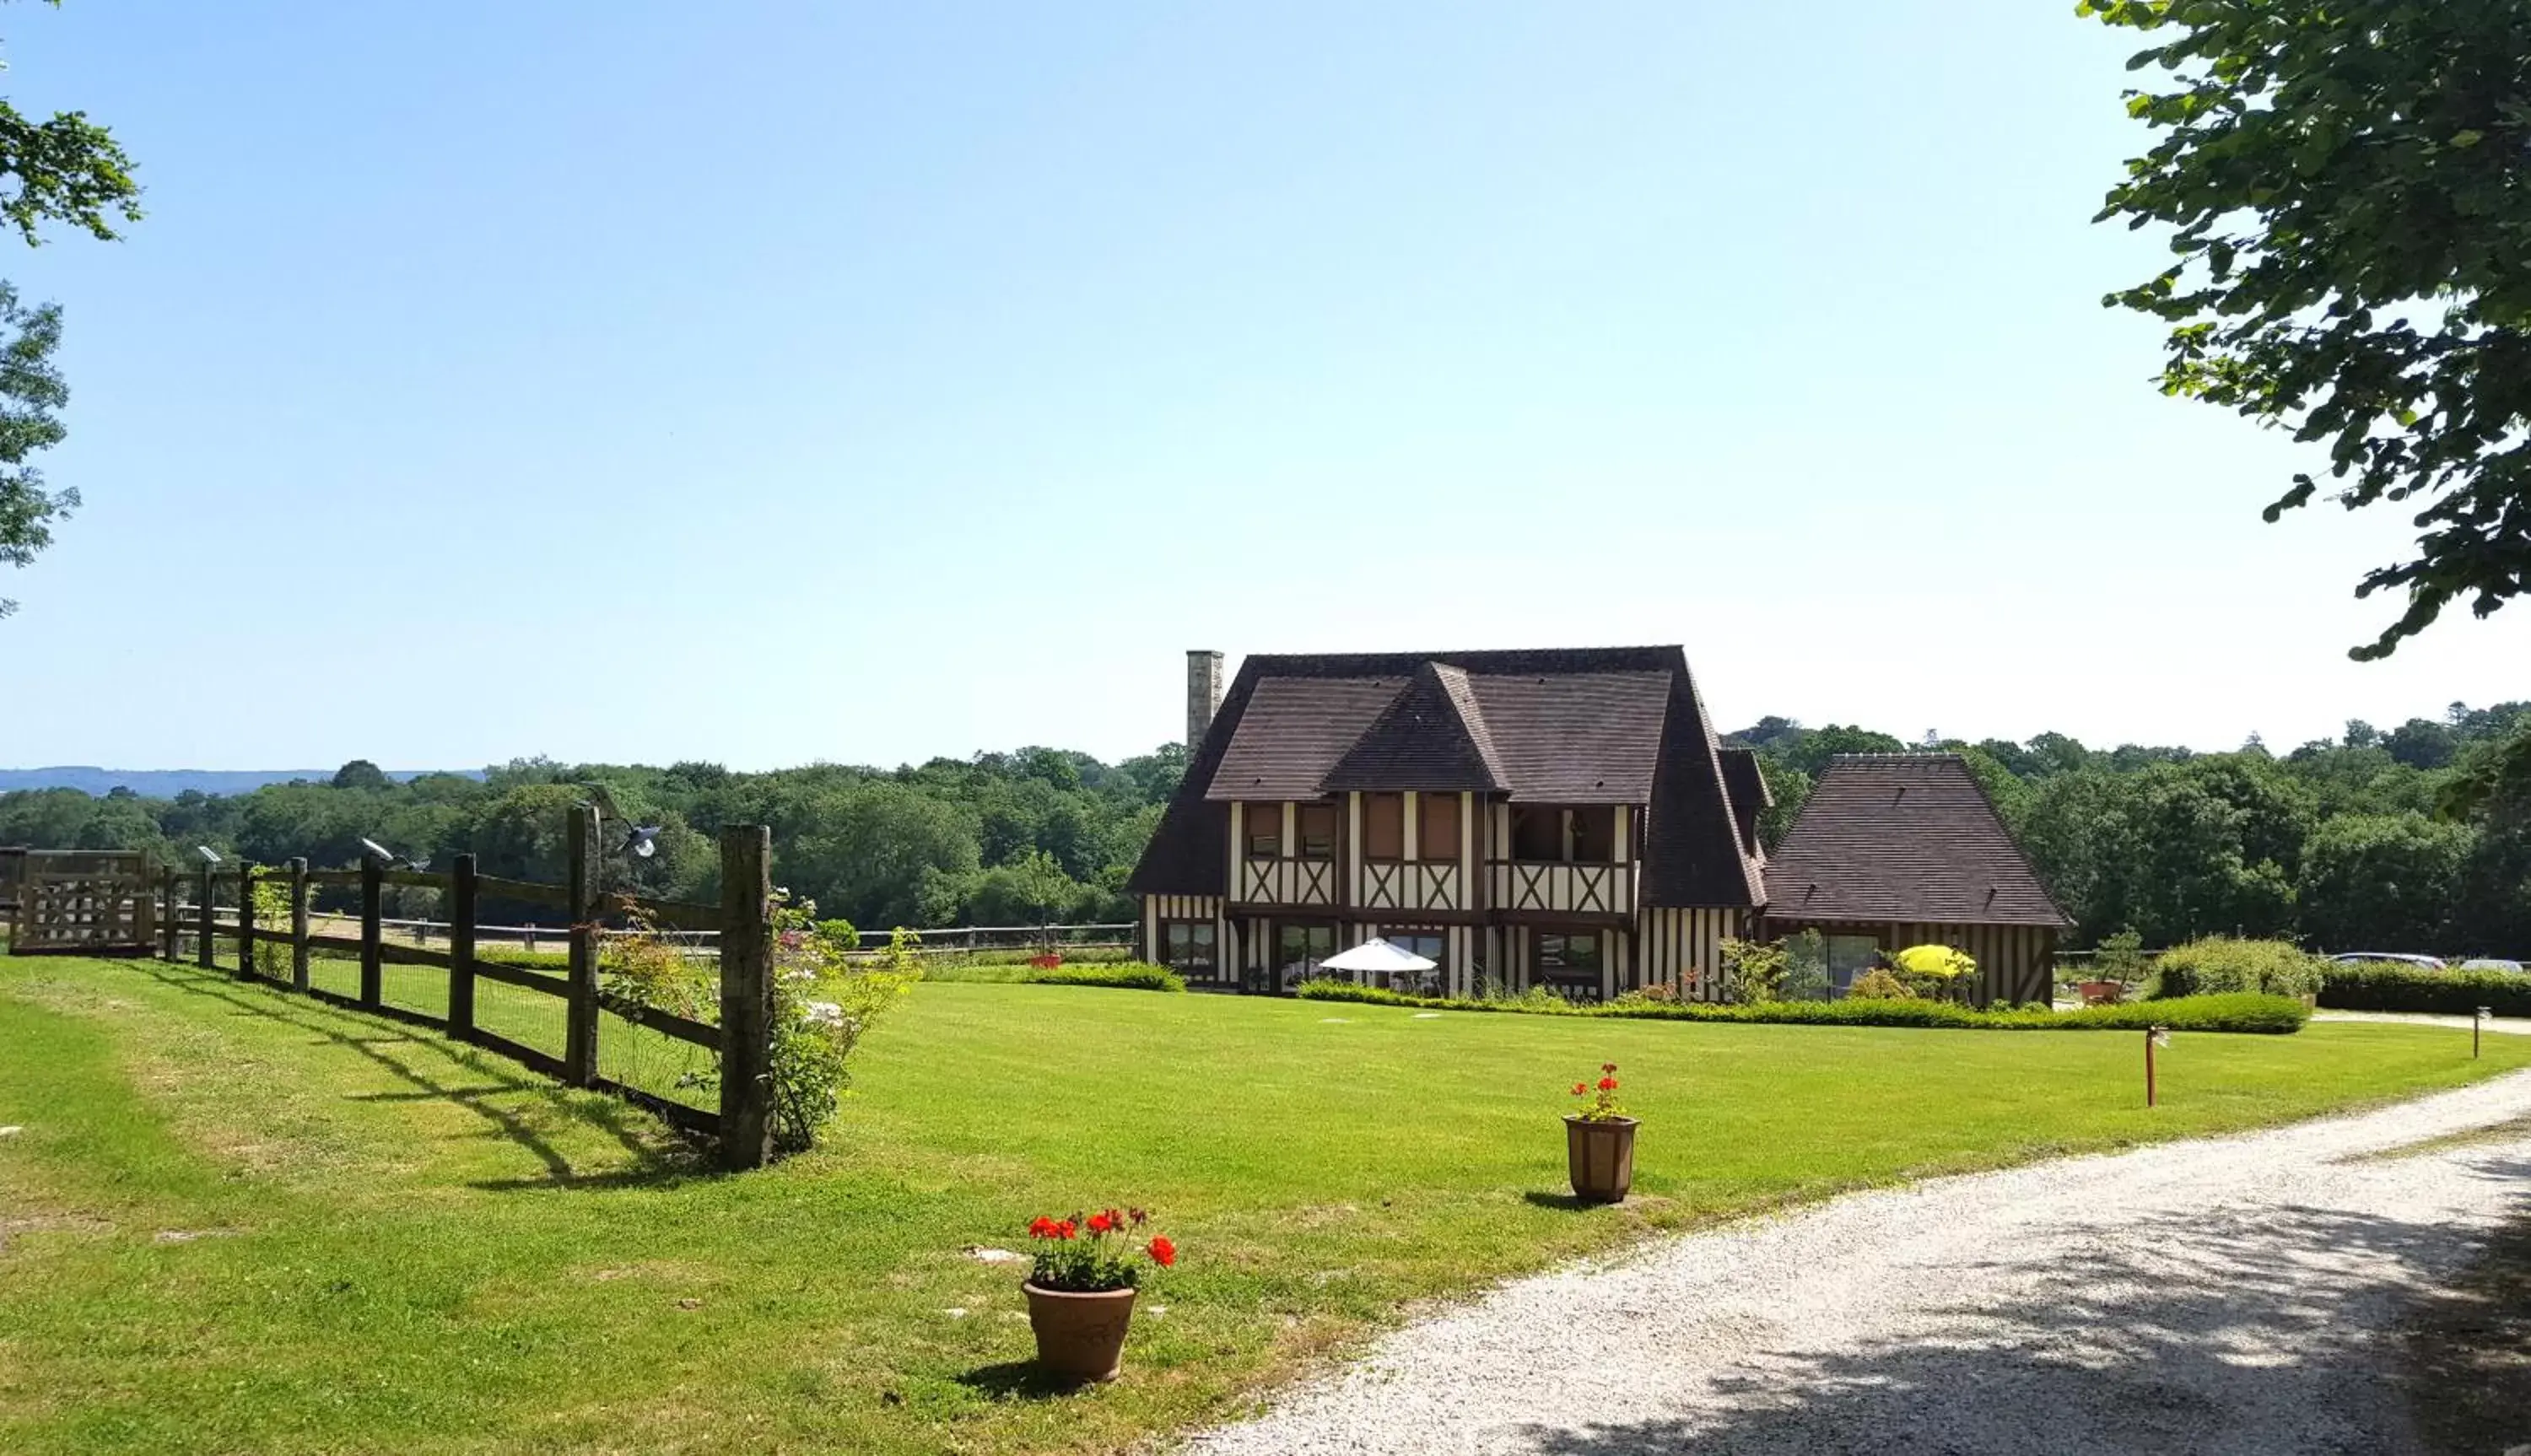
[2477,1006,2491,1060]
[2145,1024,2172,1108]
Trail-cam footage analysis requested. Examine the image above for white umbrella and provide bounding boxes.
[1320,936,1437,975]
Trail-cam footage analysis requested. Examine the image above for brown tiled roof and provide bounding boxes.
[1761,754,2070,927]
[1320,662,1510,794]
[1641,667,1767,907]
[1461,671,1671,801]
[1205,676,1410,801]
[1719,747,1770,856]
[1129,646,1762,907]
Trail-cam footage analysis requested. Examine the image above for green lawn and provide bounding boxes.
[3,954,2526,1455]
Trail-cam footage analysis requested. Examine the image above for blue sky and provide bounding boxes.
[3,2,2523,773]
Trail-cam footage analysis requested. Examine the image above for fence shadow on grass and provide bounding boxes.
[131,960,693,1189]
[1508,1197,2512,1456]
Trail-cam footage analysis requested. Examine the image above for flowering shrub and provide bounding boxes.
[1568,1062,1628,1122]
[602,892,920,1155]
[1025,1206,1177,1292]
[766,900,920,1151]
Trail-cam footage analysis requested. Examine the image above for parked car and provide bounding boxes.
[2458,958,2526,974]
[2326,952,2447,971]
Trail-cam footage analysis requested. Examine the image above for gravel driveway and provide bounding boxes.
[1186,1071,2531,1456]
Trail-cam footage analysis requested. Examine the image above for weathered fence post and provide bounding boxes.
[564,802,602,1087]
[288,857,310,992]
[195,862,214,970]
[448,853,478,1039]
[159,866,177,960]
[235,860,256,980]
[359,853,384,1008]
[719,824,774,1172]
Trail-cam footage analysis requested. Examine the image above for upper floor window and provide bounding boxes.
[1298,803,1338,860]
[1418,793,1461,860]
[1244,803,1282,858]
[1571,806,1616,862]
[1510,805,1562,861]
[1508,804,1622,862]
[1363,793,1405,860]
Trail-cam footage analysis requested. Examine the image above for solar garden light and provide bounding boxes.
[2478,1006,2492,1060]
[572,784,661,860]
[2145,1025,2172,1108]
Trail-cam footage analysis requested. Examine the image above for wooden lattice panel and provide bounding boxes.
[11,850,155,954]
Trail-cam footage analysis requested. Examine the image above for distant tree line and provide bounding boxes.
[10,703,2528,955]
[0,746,1188,933]
[1729,704,2531,956]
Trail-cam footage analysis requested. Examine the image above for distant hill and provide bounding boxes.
[0,767,479,797]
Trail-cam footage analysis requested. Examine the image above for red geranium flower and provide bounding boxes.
[1597,1076,1618,1092]
[1147,1236,1176,1267]
[1028,1216,1058,1239]
[1055,1220,1078,1240]
[1087,1211,1115,1234]
[1572,1081,1588,1096]
[1602,1062,1618,1074]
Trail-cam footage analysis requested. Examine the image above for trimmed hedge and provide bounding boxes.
[1294,979,2308,1034]
[2320,961,2531,1018]
[1022,963,1186,993]
[2147,937,2325,1001]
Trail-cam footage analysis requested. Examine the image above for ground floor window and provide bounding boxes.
[1383,930,1447,995]
[1276,921,1336,992]
[1826,934,1880,996]
[1535,929,1604,1000]
[1158,919,1217,979]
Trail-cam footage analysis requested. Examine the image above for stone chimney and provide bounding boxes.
[1185,650,1224,751]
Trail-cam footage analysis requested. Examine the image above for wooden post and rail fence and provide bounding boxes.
[143,811,779,1172]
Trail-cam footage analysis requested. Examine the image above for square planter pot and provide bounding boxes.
[1564,1114,1637,1204]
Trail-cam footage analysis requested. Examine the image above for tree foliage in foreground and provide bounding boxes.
[2084,1,2531,659]
[0,0,141,617]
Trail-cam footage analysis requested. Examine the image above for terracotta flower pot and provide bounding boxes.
[1023,1281,1138,1383]
[1564,1114,1637,1204]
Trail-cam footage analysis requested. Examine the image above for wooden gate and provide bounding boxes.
[8,849,156,954]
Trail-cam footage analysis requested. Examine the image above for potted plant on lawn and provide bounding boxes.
[1564,1063,1637,1204]
[1021,1207,1177,1383]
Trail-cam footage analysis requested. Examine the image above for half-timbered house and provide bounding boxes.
[1128,647,1769,999]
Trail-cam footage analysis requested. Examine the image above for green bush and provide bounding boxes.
[1292,979,2307,1033]
[2148,936,2324,1001]
[1848,968,1915,1000]
[1023,963,1185,993]
[2320,962,2531,1018]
